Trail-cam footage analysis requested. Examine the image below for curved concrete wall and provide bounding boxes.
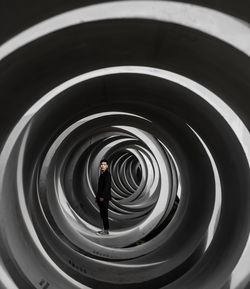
[0,1,250,289]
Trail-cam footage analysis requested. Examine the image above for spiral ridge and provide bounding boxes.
[0,2,250,289]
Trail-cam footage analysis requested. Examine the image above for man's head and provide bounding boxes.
[100,159,109,172]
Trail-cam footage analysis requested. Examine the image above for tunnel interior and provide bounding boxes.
[0,1,250,289]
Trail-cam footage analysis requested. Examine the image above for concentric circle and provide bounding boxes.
[0,1,250,289]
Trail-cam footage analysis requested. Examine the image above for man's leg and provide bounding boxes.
[99,201,109,233]
[96,201,104,234]
[102,201,109,231]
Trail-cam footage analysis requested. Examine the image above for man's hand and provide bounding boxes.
[99,197,104,202]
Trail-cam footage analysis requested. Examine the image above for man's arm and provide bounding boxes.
[102,172,111,200]
[96,175,102,201]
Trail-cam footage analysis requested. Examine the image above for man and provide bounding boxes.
[96,159,111,235]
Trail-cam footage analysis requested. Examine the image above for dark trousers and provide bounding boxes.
[98,200,109,230]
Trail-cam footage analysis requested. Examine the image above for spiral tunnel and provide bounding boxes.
[0,1,250,289]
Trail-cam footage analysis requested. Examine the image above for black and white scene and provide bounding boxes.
[0,0,250,288]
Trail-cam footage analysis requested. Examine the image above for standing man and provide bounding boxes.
[96,159,111,235]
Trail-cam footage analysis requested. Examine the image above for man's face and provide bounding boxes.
[100,162,108,172]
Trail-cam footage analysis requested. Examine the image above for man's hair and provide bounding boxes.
[100,159,109,165]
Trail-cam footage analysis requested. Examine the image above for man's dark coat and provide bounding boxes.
[96,170,111,201]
